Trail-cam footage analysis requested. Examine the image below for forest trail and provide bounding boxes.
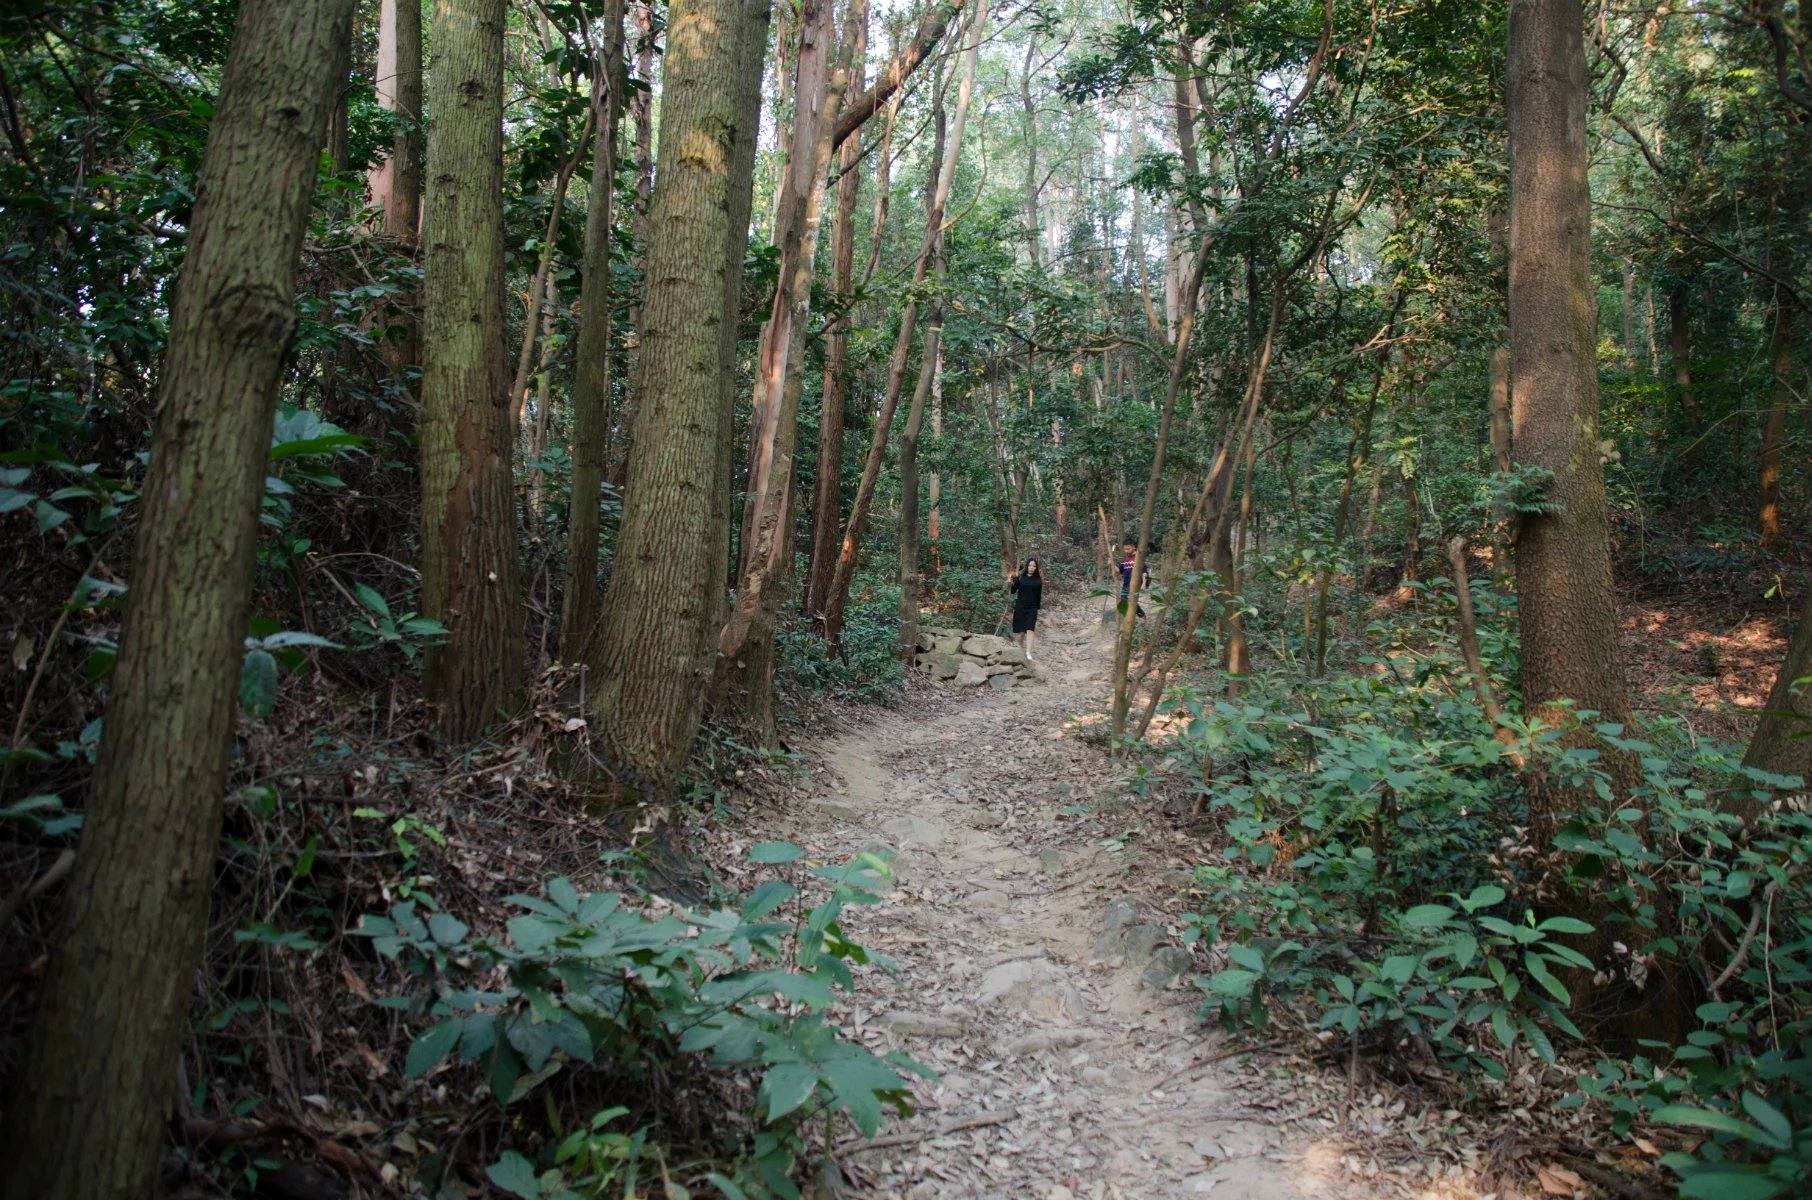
[776,596,1347,1199]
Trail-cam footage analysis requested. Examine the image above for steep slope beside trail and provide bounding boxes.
[767,595,1345,1199]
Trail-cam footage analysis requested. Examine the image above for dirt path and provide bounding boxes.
[776,596,1346,1199]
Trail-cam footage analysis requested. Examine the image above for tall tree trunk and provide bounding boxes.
[1508,0,1634,835]
[1620,258,1636,368]
[1670,280,1699,428]
[716,0,854,737]
[610,0,657,484]
[369,0,424,240]
[509,117,591,430]
[897,5,985,657]
[1760,295,1792,551]
[585,0,764,795]
[0,3,352,1195]
[420,0,523,739]
[560,0,627,663]
[821,0,978,646]
[1488,343,1513,570]
[806,0,868,618]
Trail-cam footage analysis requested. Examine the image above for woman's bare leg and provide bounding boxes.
[1025,629,1036,659]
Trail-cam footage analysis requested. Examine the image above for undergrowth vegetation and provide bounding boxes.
[1154,576,1812,1199]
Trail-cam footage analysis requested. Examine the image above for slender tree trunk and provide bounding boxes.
[560,0,627,663]
[822,0,980,646]
[525,265,560,511]
[1760,295,1792,551]
[1508,0,1635,834]
[898,7,984,658]
[0,4,352,1196]
[369,0,424,240]
[1620,259,1636,367]
[1670,280,1699,428]
[585,0,762,795]
[610,0,657,484]
[420,0,523,739]
[509,120,591,429]
[806,0,868,618]
[1489,343,1513,569]
[717,0,855,737]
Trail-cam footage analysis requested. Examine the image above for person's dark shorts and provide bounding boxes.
[1012,609,1038,634]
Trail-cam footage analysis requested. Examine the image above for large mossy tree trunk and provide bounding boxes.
[420,0,523,739]
[0,3,353,1196]
[1507,0,1634,838]
[561,0,628,664]
[586,0,760,797]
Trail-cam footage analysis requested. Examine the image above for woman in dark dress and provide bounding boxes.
[1008,557,1043,660]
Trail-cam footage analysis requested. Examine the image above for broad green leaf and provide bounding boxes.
[486,1151,543,1198]
[750,841,804,864]
[762,1062,819,1122]
[239,648,278,718]
[406,1019,462,1079]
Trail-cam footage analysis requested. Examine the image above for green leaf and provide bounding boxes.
[1655,1105,1789,1150]
[239,649,279,718]
[1678,1171,1790,1200]
[1535,916,1593,935]
[762,1062,819,1122]
[1523,953,1571,1004]
[1461,884,1506,911]
[354,583,390,617]
[1401,904,1455,929]
[1739,1092,1793,1147]
[486,1151,543,1198]
[1204,968,1258,998]
[750,841,804,864]
[406,1019,462,1079]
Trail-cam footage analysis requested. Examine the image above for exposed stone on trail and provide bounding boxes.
[913,624,1038,688]
[976,956,1087,1020]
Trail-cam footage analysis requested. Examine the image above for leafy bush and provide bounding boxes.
[775,587,902,705]
[358,844,927,1197]
[1165,612,1812,1191]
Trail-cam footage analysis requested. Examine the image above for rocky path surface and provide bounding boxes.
[773,597,1348,1199]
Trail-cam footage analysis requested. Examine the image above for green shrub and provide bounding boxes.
[358,844,928,1198]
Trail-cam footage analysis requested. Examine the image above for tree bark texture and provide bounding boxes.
[716,0,853,737]
[0,4,353,1197]
[1507,0,1634,829]
[420,0,523,739]
[586,0,758,796]
[1669,280,1698,427]
[1760,296,1791,551]
[805,0,868,619]
[560,0,628,663]
[821,3,976,647]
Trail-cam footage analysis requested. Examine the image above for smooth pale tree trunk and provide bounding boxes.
[1760,296,1792,551]
[899,287,945,659]
[806,0,868,618]
[1744,593,1812,786]
[586,0,761,796]
[420,0,523,739]
[369,0,424,241]
[1508,0,1635,833]
[0,4,353,1196]
[560,0,627,663]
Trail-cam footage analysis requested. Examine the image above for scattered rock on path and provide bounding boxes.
[976,957,1087,1020]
